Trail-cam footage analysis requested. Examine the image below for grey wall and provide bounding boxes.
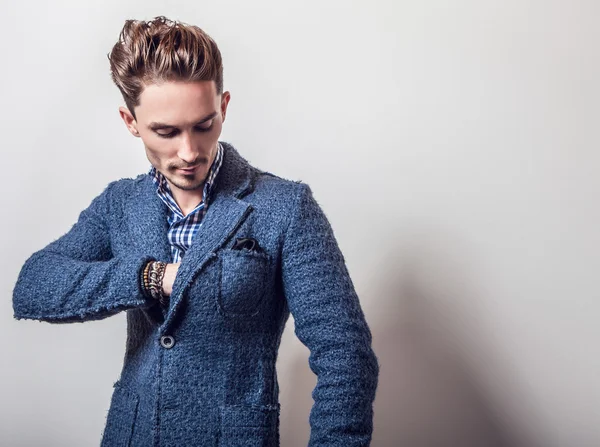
[1,1,598,446]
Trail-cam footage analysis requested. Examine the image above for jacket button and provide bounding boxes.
[160,335,175,349]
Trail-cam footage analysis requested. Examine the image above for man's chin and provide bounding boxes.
[169,176,205,191]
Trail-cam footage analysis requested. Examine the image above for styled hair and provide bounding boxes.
[107,16,223,120]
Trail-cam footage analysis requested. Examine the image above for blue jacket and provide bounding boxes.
[12,142,379,446]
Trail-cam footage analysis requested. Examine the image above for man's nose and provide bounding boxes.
[177,132,200,164]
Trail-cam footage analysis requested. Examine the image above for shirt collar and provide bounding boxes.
[147,142,224,216]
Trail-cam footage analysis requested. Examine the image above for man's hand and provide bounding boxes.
[162,262,180,296]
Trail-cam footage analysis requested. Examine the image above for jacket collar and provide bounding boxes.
[129,141,257,330]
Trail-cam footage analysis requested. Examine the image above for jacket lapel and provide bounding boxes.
[159,142,257,332]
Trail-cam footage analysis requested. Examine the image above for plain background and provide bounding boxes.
[1,1,598,446]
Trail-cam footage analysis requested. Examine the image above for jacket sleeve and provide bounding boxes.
[281,182,379,446]
[12,181,157,323]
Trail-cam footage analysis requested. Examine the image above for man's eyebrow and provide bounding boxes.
[147,112,218,130]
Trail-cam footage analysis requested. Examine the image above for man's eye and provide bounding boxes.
[156,122,213,139]
[196,121,214,132]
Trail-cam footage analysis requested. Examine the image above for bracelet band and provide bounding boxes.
[149,261,167,305]
[142,260,168,307]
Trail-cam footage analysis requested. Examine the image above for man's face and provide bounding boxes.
[120,80,230,193]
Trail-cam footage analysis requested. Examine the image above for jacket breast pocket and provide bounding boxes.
[217,248,269,317]
[100,381,139,447]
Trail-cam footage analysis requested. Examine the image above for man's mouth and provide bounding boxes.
[178,165,199,173]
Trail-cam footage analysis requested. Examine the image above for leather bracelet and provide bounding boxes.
[148,261,168,306]
[141,260,168,307]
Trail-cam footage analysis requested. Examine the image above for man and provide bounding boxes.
[12,16,379,446]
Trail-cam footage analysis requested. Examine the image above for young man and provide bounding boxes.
[12,16,379,446]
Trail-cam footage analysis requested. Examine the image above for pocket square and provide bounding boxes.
[232,237,262,252]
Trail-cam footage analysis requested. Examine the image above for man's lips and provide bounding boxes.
[178,165,199,173]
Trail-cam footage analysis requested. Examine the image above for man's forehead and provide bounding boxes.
[136,80,218,124]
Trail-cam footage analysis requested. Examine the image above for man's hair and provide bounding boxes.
[107,15,223,120]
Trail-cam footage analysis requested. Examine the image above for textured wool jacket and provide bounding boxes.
[12,141,380,447]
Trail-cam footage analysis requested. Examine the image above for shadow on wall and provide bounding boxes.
[280,351,316,445]
[281,228,537,447]
[370,231,530,447]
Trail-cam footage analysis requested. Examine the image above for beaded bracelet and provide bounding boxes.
[140,259,155,298]
[141,260,153,296]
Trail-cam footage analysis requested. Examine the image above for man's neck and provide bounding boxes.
[171,186,204,217]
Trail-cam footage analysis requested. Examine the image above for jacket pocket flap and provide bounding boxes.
[220,404,280,427]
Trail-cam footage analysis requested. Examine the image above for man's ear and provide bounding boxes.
[119,106,140,137]
[220,91,231,123]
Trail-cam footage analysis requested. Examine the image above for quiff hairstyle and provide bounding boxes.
[107,16,223,120]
